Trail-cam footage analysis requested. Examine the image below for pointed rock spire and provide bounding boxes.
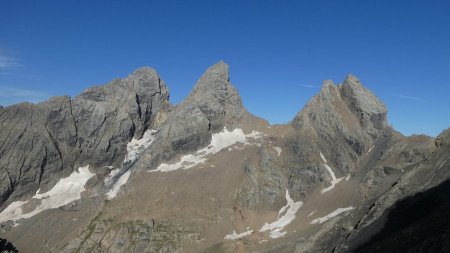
[199,60,229,82]
[185,61,243,122]
[161,61,244,152]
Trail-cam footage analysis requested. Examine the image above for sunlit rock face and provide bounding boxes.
[0,62,444,253]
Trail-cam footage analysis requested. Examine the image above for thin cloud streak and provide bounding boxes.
[0,86,51,105]
[0,54,19,69]
[396,94,426,102]
[298,84,318,88]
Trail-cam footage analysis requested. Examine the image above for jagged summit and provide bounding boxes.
[198,60,229,82]
[295,74,388,134]
[129,66,158,76]
[186,61,240,108]
[340,74,388,134]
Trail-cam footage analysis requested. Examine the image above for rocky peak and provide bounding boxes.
[292,74,391,175]
[199,60,229,82]
[316,80,340,101]
[183,61,243,126]
[340,74,388,135]
[186,61,240,106]
[155,61,244,153]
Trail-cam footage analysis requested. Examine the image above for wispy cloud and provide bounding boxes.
[396,94,425,102]
[0,86,51,106]
[298,84,318,88]
[0,54,19,69]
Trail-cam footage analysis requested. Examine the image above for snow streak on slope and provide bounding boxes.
[273,147,282,156]
[105,129,158,199]
[310,207,354,224]
[124,129,159,164]
[259,189,303,238]
[224,229,254,240]
[0,166,94,223]
[320,152,343,193]
[152,128,262,172]
[106,170,132,199]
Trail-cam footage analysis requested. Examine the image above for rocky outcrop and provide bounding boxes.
[435,127,450,147]
[0,68,169,207]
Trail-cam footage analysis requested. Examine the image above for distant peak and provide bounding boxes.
[344,74,360,84]
[317,80,338,99]
[128,66,159,79]
[201,60,229,82]
[321,80,335,88]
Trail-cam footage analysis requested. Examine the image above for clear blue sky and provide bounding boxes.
[1,1,449,136]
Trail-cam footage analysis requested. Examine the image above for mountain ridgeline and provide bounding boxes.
[0,61,447,253]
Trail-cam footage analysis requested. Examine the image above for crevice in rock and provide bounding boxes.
[69,98,79,147]
[45,124,64,171]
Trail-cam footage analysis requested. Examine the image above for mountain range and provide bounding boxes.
[0,61,448,253]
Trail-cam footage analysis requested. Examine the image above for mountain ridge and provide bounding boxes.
[0,61,446,253]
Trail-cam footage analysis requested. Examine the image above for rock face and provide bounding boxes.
[0,68,169,207]
[340,74,388,136]
[0,61,446,253]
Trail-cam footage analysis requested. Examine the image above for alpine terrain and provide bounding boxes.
[0,61,448,253]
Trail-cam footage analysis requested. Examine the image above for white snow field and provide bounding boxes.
[259,189,303,238]
[224,229,254,240]
[152,128,263,172]
[310,206,354,224]
[105,129,158,199]
[0,166,94,223]
[320,152,343,193]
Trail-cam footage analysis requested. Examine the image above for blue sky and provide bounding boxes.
[1,0,449,136]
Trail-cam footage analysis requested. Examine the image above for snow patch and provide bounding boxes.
[106,170,132,199]
[320,152,343,193]
[273,147,282,156]
[368,145,375,153]
[307,210,317,217]
[224,229,253,240]
[259,189,303,238]
[105,129,158,199]
[310,207,354,224]
[0,166,94,223]
[124,129,158,164]
[152,128,262,173]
